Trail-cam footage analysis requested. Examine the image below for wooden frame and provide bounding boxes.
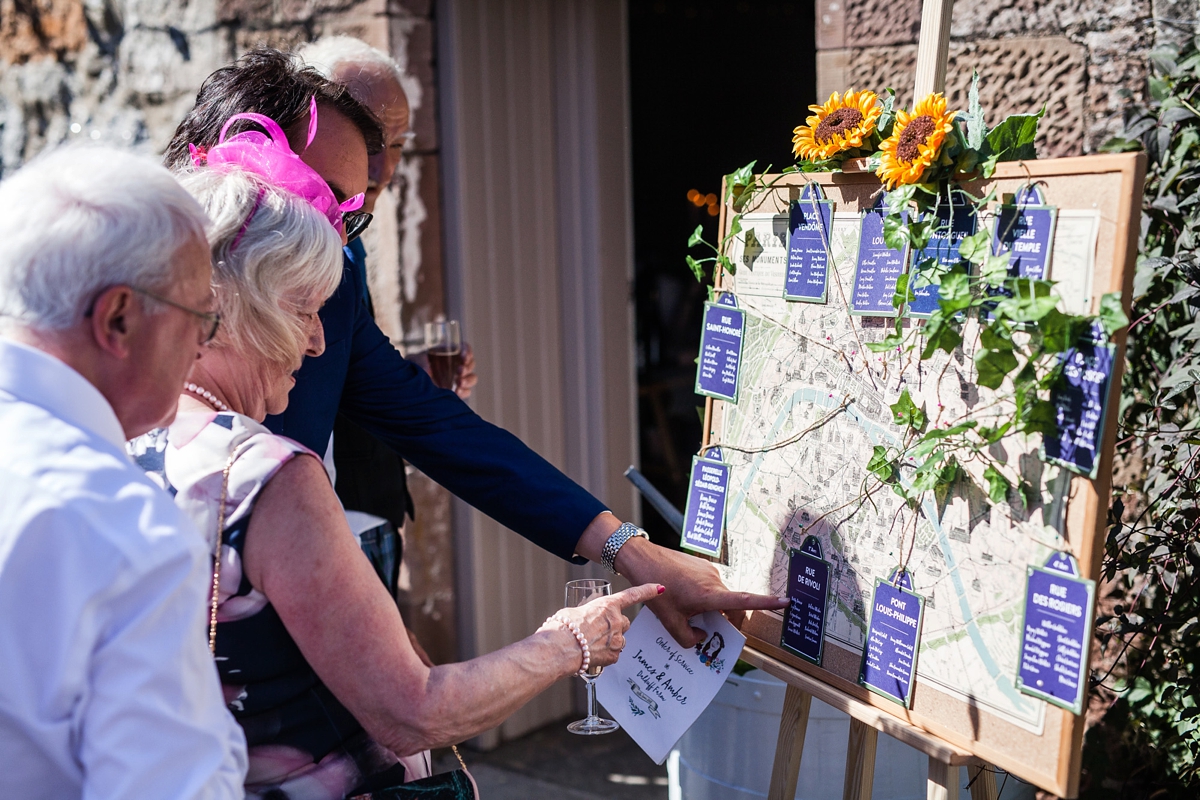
[705,153,1145,798]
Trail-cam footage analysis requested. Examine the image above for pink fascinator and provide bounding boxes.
[189,97,364,235]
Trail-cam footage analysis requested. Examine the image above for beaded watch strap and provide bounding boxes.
[601,522,649,574]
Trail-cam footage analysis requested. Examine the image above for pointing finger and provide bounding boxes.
[610,582,665,609]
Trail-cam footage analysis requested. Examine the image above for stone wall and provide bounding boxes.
[0,0,458,663]
[815,0,1186,155]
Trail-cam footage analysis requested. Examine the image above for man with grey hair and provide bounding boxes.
[298,37,476,624]
[0,146,247,799]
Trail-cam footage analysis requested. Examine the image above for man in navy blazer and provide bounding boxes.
[165,47,787,646]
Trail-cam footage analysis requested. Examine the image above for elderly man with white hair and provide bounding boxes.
[0,146,247,799]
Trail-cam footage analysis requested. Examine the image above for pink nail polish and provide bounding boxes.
[657,585,666,595]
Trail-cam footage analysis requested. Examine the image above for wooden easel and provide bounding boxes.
[753,1,1004,798]
[746,647,998,800]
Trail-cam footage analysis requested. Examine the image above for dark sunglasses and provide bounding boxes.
[344,211,373,243]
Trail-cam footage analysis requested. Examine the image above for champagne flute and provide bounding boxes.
[565,578,620,735]
[424,319,462,391]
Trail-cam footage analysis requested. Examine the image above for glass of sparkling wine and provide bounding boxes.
[565,578,620,735]
[424,319,462,391]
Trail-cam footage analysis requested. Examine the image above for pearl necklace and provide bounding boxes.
[184,382,231,413]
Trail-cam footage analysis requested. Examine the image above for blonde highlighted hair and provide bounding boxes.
[176,168,343,370]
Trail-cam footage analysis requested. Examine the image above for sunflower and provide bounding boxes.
[875,93,958,190]
[792,89,882,162]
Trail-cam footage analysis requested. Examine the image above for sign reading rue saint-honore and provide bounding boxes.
[695,294,744,402]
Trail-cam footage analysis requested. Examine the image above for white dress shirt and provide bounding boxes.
[0,339,247,800]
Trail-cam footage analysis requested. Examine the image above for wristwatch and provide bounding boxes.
[601,522,649,574]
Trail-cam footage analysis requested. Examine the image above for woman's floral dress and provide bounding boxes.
[131,411,431,799]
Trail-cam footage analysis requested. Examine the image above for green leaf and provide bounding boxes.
[1022,399,1058,435]
[937,271,973,313]
[718,254,737,276]
[726,161,758,211]
[685,255,705,283]
[981,253,1011,286]
[867,445,896,483]
[890,389,922,429]
[978,419,1013,444]
[980,321,1015,351]
[728,215,743,239]
[994,279,1058,322]
[907,217,934,251]
[883,214,907,251]
[983,464,1011,504]
[1098,292,1130,335]
[866,331,906,353]
[985,107,1045,162]
[1149,75,1171,102]
[920,315,963,358]
[688,224,705,248]
[892,272,913,311]
[886,185,917,216]
[964,71,986,151]
[958,229,991,265]
[1038,308,1077,353]
[911,457,946,493]
[976,348,1020,389]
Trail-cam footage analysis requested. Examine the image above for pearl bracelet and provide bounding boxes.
[547,612,591,677]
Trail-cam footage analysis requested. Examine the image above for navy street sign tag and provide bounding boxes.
[784,183,832,303]
[1041,322,1116,479]
[1017,552,1095,714]
[993,185,1057,280]
[860,569,924,707]
[781,535,830,664]
[851,195,907,316]
[680,447,730,557]
[907,192,977,318]
[695,293,745,402]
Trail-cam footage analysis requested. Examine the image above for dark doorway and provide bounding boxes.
[628,0,817,545]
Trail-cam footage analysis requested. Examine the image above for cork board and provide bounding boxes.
[703,154,1145,798]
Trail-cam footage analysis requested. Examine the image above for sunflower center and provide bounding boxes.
[814,107,865,143]
[896,115,936,163]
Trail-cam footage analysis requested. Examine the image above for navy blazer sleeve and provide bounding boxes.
[266,253,606,562]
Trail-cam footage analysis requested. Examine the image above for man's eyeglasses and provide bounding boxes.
[344,211,373,243]
[86,285,221,345]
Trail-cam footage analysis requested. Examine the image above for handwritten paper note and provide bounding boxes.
[595,610,746,764]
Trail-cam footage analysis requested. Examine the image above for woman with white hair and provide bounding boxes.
[133,110,660,800]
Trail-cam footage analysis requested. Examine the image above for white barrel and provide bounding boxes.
[668,668,1034,800]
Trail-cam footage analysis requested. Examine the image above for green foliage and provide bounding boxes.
[864,175,1119,531]
[1087,40,1200,794]
[983,107,1044,163]
[963,72,987,152]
